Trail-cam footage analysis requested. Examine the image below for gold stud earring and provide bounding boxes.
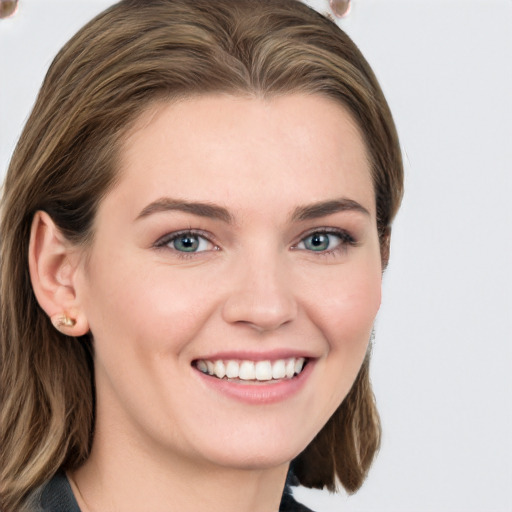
[52,314,77,330]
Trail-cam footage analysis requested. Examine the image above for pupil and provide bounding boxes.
[312,234,324,246]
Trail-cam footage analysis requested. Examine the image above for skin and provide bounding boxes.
[31,94,383,512]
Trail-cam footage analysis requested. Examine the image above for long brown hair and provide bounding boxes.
[0,1,403,510]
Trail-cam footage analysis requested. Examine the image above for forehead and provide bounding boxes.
[111,93,375,220]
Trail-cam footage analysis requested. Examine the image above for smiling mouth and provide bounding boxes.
[193,357,308,382]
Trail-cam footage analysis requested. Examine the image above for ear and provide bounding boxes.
[28,211,90,336]
[380,226,391,272]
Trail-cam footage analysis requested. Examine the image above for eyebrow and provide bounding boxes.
[291,198,370,222]
[136,198,233,223]
[136,197,370,224]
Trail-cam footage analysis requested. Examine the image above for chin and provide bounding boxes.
[185,420,316,472]
[205,447,299,472]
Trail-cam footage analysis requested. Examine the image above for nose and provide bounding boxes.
[221,253,298,333]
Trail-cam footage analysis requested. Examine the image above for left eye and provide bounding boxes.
[296,232,344,252]
[163,232,213,253]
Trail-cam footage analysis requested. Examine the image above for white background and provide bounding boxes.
[1,1,511,511]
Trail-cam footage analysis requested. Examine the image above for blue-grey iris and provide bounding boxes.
[173,235,200,252]
[304,233,330,251]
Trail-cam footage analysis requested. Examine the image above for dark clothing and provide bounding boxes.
[29,473,80,512]
[280,471,315,512]
[29,471,315,512]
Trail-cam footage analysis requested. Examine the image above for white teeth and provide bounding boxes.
[239,361,255,380]
[197,360,208,373]
[255,361,272,381]
[272,359,286,379]
[214,360,226,379]
[225,360,239,379]
[285,358,295,378]
[195,357,307,381]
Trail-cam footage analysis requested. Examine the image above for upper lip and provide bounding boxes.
[192,349,319,362]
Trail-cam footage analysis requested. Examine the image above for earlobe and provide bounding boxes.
[29,211,90,336]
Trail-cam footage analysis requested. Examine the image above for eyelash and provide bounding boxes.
[153,228,357,258]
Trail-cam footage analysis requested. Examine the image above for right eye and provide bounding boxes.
[155,231,216,254]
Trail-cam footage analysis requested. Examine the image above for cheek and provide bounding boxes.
[83,258,219,358]
[297,262,382,427]
[137,268,223,344]
[309,262,382,353]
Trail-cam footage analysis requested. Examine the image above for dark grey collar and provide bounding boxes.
[38,472,81,512]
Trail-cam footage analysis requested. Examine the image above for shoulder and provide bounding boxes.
[24,473,81,512]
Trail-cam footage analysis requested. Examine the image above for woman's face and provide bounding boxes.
[75,94,382,470]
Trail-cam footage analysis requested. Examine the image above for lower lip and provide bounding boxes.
[194,361,314,405]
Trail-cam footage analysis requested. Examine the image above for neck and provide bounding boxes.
[69,426,290,512]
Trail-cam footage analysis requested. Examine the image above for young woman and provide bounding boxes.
[0,1,403,511]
